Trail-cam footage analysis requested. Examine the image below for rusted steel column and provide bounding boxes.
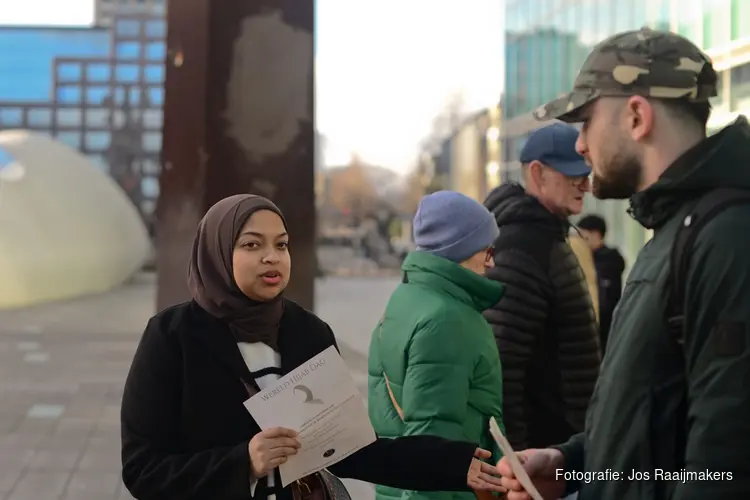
[157,0,316,310]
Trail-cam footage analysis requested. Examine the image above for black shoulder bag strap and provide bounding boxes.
[667,188,750,345]
[665,187,750,474]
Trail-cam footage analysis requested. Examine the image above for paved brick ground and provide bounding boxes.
[0,273,398,500]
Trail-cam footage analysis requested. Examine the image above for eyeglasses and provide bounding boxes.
[569,175,591,188]
[485,245,495,262]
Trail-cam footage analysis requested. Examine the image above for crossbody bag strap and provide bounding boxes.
[378,315,405,421]
[379,316,490,500]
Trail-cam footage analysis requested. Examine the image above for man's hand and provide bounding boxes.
[497,448,566,500]
[248,427,301,478]
[467,448,507,493]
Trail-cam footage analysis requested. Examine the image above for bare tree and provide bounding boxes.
[422,90,467,151]
[405,90,468,210]
[323,155,379,221]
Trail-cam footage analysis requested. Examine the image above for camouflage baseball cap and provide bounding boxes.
[533,27,717,123]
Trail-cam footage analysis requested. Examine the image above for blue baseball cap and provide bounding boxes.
[519,123,591,177]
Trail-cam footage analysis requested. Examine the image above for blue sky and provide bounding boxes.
[1,0,504,173]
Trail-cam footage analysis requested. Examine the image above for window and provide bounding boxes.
[129,87,142,106]
[112,110,125,128]
[142,132,162,152]
[502,138,513,162]
[649,0,671,30]
[145,65,164,84]
[86,86,110,105]
[116,20,141,38]
[56,109,82,127]
[86,64,110,82]
[632,0,648,27]
[85,110,109,127]
[143,109,163,128]
[146,42,165,62]
[702,0,730,50]
[56,132,81,149]
[0,109,23,127]
[116,64,139,83]
[731,0,750,41]
[116,42,141,60]
[27,109,52,127]
[148,88,164,106]
[85,131,111,151]
[582,0,597,43]
[57,86,82,104]
[676,0,702,45]
[57,63,82,82]
[506,1,524,32]
[142,158,160,175]
[113,87,127,106]
[145,20,167,38]
[730,62,750,109]
[141,176,160,198]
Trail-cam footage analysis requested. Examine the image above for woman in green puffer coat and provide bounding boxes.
[368,191,506,500]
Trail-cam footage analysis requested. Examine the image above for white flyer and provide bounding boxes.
[489,417,544,500]
[244,345,377,486]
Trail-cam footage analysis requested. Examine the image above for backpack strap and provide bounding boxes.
[667,188,750,347]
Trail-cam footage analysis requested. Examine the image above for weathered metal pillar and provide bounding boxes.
[157,0,316,310]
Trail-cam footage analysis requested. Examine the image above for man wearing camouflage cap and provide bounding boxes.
[497,28,750,499]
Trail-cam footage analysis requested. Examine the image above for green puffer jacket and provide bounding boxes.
[368,251,506,500]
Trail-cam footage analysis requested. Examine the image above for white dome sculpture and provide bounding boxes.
[0,130,151,309]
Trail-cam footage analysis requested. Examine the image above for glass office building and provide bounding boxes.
[502,0,750,265]
[0,14,166,224]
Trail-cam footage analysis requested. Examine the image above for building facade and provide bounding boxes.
[419,104,502,202]
[0,13,166,226]
[95,0,166,27]
[503,0,750,265]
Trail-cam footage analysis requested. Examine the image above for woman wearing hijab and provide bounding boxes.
[120,194,506,500]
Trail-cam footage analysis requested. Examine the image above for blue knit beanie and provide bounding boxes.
[413,190,499,262]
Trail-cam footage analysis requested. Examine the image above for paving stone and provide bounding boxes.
[28,450,81,471]
[6,472,69,500]
[22,352,49,363]
[78,448,121,472]
[62,471,120,500]
[15,342,40,352]
[26,405,64,420]
[0,467,24,496]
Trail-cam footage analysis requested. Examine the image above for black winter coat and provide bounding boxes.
[120,299,479,499]
[556,117,750,500]
[482,184,600,451]
[591,245,625,353]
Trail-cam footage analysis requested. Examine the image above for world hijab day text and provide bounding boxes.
[258,357,327,401]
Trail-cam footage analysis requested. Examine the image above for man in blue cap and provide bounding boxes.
[482,123,601,470]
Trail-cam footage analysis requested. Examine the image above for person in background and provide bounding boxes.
[577,214,625,353]
[369,190,506,500]
[568,231,600,322]
[120,194,506,500]
[482,123,601,463]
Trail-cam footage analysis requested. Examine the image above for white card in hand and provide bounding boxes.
[489,417,544,500]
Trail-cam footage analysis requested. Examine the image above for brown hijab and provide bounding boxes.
[187,194,287,350]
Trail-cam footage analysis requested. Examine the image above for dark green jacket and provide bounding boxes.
[558,117,750,499]
[368,251,505,500]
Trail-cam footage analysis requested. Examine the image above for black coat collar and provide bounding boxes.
[185,298,333,391]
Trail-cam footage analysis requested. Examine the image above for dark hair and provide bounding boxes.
[578,214,606,237]
[659,98,712,128]
[660,58,717,128]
